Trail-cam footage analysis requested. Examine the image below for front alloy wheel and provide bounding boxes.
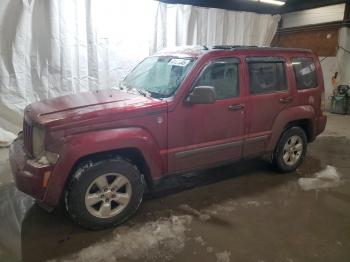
[85,173,132,219]
[65,158,144,230]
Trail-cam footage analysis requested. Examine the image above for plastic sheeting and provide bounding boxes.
[152,3,280,52]
[0,184,34,260]
[0,0,280,143]
[0,127,16,147]
[0,0,158,138]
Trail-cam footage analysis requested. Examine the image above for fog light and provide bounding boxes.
[46,151,60,164]
[36,151,60,165]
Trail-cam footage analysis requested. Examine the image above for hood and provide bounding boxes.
[26,89,166,127]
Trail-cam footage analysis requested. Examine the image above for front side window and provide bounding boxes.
[248,59,287,94]
[195,59,239,99]
[121,56,195,98]
[292,57,318,90]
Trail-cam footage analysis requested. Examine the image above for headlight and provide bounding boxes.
[32,127,45,158]
[31,126,60,165]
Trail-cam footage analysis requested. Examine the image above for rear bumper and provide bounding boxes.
[9,136,54,202]
[316,114,327,136]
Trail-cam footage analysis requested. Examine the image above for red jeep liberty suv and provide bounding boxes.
[10,46,327,229]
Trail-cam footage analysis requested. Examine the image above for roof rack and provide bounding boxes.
[211,45,259,49]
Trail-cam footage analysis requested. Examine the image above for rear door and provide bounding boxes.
[244,56,295,157]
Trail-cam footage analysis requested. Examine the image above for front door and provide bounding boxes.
[167,57,246,173]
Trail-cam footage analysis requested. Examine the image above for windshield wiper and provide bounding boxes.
[147,91,167,99]
[135,89,151,97]
[126,87,151,98]
[117,83,156,98]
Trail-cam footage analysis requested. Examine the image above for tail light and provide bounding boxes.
[320,91,325,112]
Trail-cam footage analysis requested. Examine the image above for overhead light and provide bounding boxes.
[254,0,286,6]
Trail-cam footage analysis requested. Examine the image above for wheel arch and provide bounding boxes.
[284,119,314,142]
[43,127,165,207]
[267,105,316,152]
[68,147,154,192]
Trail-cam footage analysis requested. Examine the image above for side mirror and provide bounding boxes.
[187,86,216,104]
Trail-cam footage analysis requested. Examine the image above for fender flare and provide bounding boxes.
[44,127,165,206]
[266,105,315,152]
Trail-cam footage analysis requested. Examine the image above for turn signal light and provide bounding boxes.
[43,171,51,187]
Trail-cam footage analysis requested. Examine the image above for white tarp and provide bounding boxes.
[152,3,280,52]
[0,0,280,144]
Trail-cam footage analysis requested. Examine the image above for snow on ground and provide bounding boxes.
[49,170,335,262]
[215,250,231,262]
[194,236,206,246]
[52,199,268,262]
[0,128,16,148]
[203,199,271,216]
[298,165,342,191]
[52,215,192,262]
[206,246,214,253]
[179,199,271,222]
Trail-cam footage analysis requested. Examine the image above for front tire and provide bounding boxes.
[273,127,307,173]
[65,158,144,230]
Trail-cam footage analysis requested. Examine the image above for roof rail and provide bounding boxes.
[211,45,259,49]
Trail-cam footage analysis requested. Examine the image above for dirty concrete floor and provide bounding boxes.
[0,113,349,262]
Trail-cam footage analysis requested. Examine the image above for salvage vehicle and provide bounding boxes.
[10,46,326,229]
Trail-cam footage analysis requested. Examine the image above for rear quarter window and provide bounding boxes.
[292,57,318,90]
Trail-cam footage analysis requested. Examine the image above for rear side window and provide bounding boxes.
[196,58,239,99]
[292,57,318,90]
[247,59,287,94]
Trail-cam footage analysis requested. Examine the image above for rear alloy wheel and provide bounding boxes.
[65,158,144,230]
[282,135,303,166]
[273,127,307,173]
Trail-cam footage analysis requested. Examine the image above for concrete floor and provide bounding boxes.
[0,113,349,262]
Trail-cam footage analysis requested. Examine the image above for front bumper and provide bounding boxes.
[9,136,54,202]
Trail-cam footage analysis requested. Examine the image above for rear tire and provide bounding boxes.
[65,158,144,230]
[273,127,307,173]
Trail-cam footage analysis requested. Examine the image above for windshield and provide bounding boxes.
[121,56,196,98]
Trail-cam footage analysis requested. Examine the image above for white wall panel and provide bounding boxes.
[337,27,350,86]
[282,4,345,28]
[320,57,338,110]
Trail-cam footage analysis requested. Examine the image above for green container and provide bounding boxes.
[330,95,349,115]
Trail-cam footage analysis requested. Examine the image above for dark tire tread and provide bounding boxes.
[273,126,307,173]
[65,158,144,230]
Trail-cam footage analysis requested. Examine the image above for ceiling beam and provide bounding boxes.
[158,0,283,14]
[158,0,346,14]
[279,0,345,14]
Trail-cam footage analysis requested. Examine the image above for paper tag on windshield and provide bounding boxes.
[168,58,190,67]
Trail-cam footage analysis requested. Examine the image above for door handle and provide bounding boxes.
[228,104,245,111]
[279,97,293,103]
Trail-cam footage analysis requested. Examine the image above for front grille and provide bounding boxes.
[23,119,33,156]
